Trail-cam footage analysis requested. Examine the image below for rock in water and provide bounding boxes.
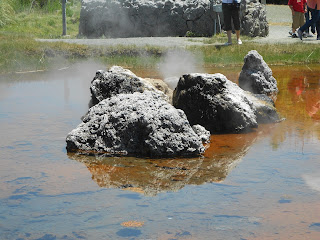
[238,50,278,96]
[66,91,207,158]
[173,73,258,133]
[245,93,281,124]
[192,125,211,143]
[90,66,167,106]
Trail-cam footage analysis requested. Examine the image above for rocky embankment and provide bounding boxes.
[79,0,268,38]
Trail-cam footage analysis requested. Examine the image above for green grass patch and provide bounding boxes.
[1,0,81,38]
[0,33,167,73]
[1,32,320,74]
[0,0,15,27]
[187,42,320,67]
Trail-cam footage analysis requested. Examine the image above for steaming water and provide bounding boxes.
[0,63,320,240]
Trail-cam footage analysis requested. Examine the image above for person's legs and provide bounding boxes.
[298,12,309,37]
[231,3,241,44]
[227,30,232,43]
[304,7,315,34]
[309,7,316,34]
[222,3,232,44]
[305,8,310,34]
[292,11,300,36]
[310,8,320,39]
[316,18,320,39]
[298,8,320,39]
[235,30,240,40]
[311,8,320,27]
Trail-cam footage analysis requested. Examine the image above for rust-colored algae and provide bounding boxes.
[121,221,145,228]
[67,64,320,196]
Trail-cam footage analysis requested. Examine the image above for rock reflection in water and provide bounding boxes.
[67,125,274,196]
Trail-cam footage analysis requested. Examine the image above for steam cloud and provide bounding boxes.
[158,50,204,90]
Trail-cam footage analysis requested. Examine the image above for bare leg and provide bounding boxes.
[227,30,232,44]
[236,30,240,41]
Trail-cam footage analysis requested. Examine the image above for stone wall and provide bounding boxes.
[79,0,268,38]
[240,0,269,37]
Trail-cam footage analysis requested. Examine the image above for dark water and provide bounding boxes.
[0,62,320,240]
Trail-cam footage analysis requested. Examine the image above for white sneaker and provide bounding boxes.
[237,39,242,45]
[224,42,232,46]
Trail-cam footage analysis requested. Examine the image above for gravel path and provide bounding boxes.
[37,37,206,47]
[253,5,319,44]
[38,5,320,47]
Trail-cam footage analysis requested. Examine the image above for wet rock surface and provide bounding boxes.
[172,72,281,133]
[246,93,280,124]
[79,0,268,38]
[238,50,278,96]
[173,73,258,133]
[66,91,207,158]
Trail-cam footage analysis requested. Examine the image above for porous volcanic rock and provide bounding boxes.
[90,66,167,106]
[68,121,275,196]
[145,77,174,103]
[192,124,211,143]
[246,93,280,124]
[240,0,269,37]
[66,91,208,158]
[79,0,268,38]
[79,0,215,38]
[173,73,258,133]
[238,50,278,96]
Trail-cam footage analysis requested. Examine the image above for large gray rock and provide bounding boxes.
[172,73,281,133]
[240,0,269,37]
[90,65,167,106]
[66,91,208,158]
[173,73,258,133]
[79,0,268,38]
[79,0,216,37]
[238,50,278,96]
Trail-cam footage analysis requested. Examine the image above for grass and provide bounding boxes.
[0,32,167,73]
[1,32,320,74]
[1,0,81,38]
[1,1,320,74]
[191,43,320,67]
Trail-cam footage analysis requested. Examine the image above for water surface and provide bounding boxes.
[0,63,320,240]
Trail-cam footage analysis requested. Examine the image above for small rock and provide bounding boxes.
[239,50,278,96]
